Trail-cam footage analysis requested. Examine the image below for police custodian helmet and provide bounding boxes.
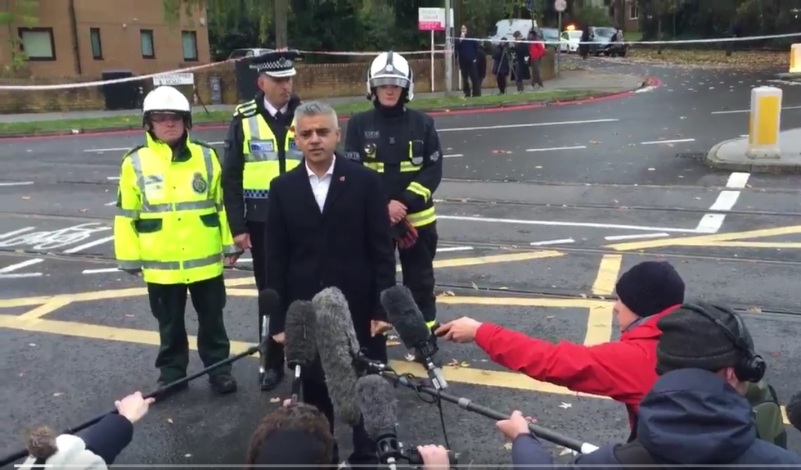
[141,85,192,129]
[366,51,415,102]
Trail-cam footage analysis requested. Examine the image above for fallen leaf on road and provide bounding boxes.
[499,286,508,290]
[546,315,554,320]
[184,454,192,458]
[21,196,30,200]
[53,392,64,397]
[167,418,174,424]
[460,361,471,368]
[29,343,36,347]
[747,306,763,313]
[471,281,478,290]
[503,443,513,451]
[447,359,459,367]
[79,209,88,212]
[535,165,543,169]
[559,402,572,409]
[647,168,655,171]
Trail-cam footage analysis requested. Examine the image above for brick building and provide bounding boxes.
[0,0,210,78]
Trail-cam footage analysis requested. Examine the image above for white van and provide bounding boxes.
[488,18,538,45]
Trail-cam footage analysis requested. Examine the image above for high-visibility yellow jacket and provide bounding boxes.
[113,133,239,285]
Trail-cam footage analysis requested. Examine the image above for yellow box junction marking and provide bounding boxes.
[585,254,621,347]
[605,225,801,252]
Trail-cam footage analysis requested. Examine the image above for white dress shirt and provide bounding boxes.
[307,155,336,212]
[264,97,288,117]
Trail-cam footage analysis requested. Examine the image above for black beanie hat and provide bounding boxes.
[656,303,753,375]
[615,261,684,317]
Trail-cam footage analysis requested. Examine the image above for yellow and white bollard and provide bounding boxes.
[747,86,782,158]
[791,44,801,74]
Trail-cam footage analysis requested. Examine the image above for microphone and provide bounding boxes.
[380,285,447,389]
[312,287,362,427]
[786,391,801,431]
[258,289,281,381]
[284,300,318,404]
[357,375,458,468]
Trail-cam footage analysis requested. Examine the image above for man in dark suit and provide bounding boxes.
[263,100,397,467]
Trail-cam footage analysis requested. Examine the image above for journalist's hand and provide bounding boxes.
[435,317,482,343]
[115,391,155,424]
[496,410,535,441]
[417,445,451,470]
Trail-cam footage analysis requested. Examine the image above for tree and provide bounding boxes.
[164,0,274,44]
[0,0,40,71]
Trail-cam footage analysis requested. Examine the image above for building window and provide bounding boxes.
[182,30,198,61]
[629,1,639,19]
[140,29,155,59]
[90,28,102,59]
[18,27,56,61]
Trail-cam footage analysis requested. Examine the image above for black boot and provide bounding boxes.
[154,379,188,402]
[209,373,237,395]
[260,368,284,391]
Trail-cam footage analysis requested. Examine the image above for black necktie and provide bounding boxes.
[274,111,282,120]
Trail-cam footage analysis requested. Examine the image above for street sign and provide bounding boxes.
[555,0,567,12]
[153,72,194,86]
[418,7,452,31]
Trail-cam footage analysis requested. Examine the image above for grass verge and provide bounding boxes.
[0,88,610,137]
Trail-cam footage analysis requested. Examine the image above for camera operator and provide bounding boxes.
[18,391,153,469]
[437,261,684,439]
[501,303,801,466]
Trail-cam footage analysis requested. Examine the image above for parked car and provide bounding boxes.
[537,27,561,51]
[588,27,628,57]
[228,48,274,59]
[560,29,582,53]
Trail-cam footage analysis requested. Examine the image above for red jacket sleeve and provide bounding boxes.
[474,323,651,406]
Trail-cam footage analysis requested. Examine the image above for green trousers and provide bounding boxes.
[147,274,231,383]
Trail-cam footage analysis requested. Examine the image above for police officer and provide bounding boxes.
[221,49,303,391]
[113,85,240,398]
[344,51,444,331]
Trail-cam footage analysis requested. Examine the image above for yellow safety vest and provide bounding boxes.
[237,102,303,197]
[113,134,239,285]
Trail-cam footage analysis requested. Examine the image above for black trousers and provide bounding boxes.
[302,316,388,466]
[496,74,507,94]
[459,61,481,97]
[147,274,231,383]
[248,220,285,371]
[398,222,438,323]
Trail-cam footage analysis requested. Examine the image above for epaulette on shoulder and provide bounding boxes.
[233,100,258,118]
[121,144,145,161]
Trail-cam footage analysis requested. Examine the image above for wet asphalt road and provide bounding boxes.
[3,57,801,466]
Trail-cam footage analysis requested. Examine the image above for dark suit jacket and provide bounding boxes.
[264,153,397,337]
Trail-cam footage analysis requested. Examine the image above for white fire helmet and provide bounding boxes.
[366,51,414,102]
[142,85,192,128]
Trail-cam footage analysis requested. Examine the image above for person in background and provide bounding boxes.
[222,49,304,392]
[492,38,511,94]
[504,303,801,466]
[511,31,530,93]
[528,30,545,89]
[579,27,591,59]
[18,391,153,469]
[436,261,685,440]
[114,85,239,398]
[454,24,481,97]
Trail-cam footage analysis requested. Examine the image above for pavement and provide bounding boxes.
[3,55,801,466]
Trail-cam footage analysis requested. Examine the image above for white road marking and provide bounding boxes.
[104,201,116,206]
[639,138,695,145]
[0,227,36,239]
[438,215,701,233]
[712,105,801,115]
[0,272,42,279]
[529,238,574,246]
[106,176,119,180]
[439,118,618,133]
[604,233,669,241]
[694,171,750,233]
[0,181,34,187]
[444,154,463,158]
[526,146,587,152]
[0,258,43,273]
[82,268,120,274]
[62,235,114,254]
[436,246,474,252]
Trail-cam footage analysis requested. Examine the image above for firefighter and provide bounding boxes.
[113,85,241,399]
[221,49,303,391]
[344,51,444,331]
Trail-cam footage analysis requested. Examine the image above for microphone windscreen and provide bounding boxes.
[357,375,398,441]
[258,289,281,317]
[284,300,318,368]
[381,285,429,349]
[312,287,362,427]
[787,391,801,431]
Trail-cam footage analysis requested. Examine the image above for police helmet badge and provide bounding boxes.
[192,172,207,194]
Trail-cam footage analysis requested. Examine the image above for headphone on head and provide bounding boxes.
[680,302,766,383]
